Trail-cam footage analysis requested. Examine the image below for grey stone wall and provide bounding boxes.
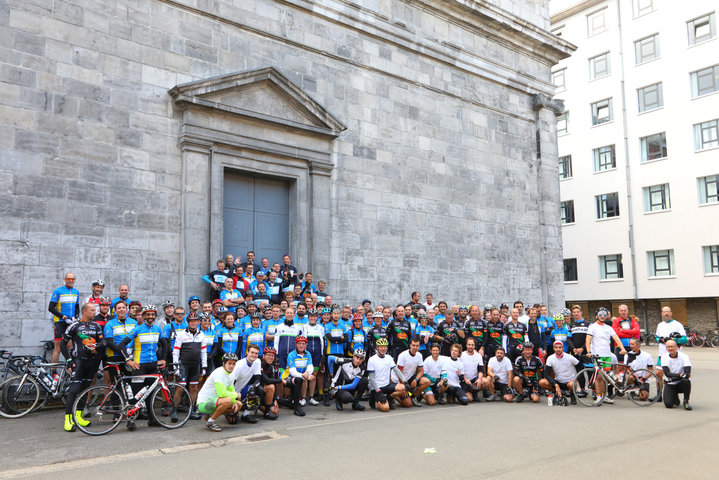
[0,0,573,350]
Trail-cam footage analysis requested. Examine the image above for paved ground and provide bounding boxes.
[1,346,716,480]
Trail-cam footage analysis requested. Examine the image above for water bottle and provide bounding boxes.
[134,386,149,400]
[51,374,60,391]
[38,368,52,388]
[547,394,554,406]
[124,382,134,400]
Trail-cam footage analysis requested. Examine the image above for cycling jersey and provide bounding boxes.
[124,323,163,364]
[348,327,366,354]
[49,285,80,322]
[172,329,207,367]
[219,289,242,314]
[485,321,505,356]
[365,325,389,357]
[241,326,266,358]
[63,320,105,360]
[304,323,325,364]
[104,317,138,360]
[386,318,412,352]
[503,321,527,353]
[325,320,348,356]
[464,318,487,348]
[435,320,461,356]
[567,319,589,352]
[92,313,111,330]
[197,366,237,406]
[238,314,252,332]
[294,314,309,326]
[274,322,305,368]
[549,326,570,352]
[415,324,434,351]
[201,326,216,358]
[286,350,313,377]
[215,325,242,355]
[162,320,188,351]
[263,318,279,337]
[110,296,131,314]
[332,359,366,389]
[514,355,543,384]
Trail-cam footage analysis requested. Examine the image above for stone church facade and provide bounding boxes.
[0,0,573,349]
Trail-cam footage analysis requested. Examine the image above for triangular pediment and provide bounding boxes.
[169,67,346,138]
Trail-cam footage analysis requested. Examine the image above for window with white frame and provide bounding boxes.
[635,34,659,64]
[637,83,663,112]
[687,12,716,45]
[564,258,578,282]
[703,245,719,274]
[643,183,671,212]
[559,155,572,179]
[552,68,566,90]
[698,174,719,204]
[557,112,569,135]
[648,249,674,277]
[596,192,620,219]
[561,200,575,224]
[634,0,654,17]
[591,98,613,125]
[593,144,616,171]
[694,119,719,150]
[691,65,719,98]
[600,254,624,279]
[587,8,608,36]
[589,52,610,80]
[640,132,667,162]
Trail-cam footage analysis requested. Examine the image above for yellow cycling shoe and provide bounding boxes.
[74,410,90,427]
[64,414,76,432]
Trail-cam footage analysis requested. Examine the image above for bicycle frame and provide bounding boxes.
[98,366,173,419]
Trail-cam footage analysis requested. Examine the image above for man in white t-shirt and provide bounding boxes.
[444,343,469,405]
[654,306,688,392]
[392,336,430,407]
[586,307,626,405]
[540,340,579,405]
[231,344,262,424]
[367,338,410,412]
[660,340,692,410]
[460,337,485,402]
[486,347,514,403]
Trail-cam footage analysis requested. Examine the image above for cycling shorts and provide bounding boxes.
[197,398,219,414]
[177,364,201,384]
[598,356,613,370]
[461,379,480,393]
[494,380,510,396]
[54,322,68,341]
[379,383,397,395]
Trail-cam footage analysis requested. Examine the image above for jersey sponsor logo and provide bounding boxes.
[396,332,408,340]
[511,332,523,339]
[490,332,500,338]
[523,370,536,378]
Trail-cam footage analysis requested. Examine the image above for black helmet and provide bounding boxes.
[222,352,239,363]
[522,341,534,349]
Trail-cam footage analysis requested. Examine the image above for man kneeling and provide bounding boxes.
[367,338,411,411]
[196,353,243,432]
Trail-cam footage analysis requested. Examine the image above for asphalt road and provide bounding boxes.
[1,346,716,480]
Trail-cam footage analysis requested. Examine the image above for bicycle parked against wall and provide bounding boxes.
[72,364,192,435]
[684,328,707,348]
[573,355,660,407]
[0,359,73,419]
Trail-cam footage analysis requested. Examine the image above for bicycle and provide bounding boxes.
[573,355,660,407]
[0,351,42,383]
[0,360,73,418]
[72,365,192,435]
[684,328,706,348]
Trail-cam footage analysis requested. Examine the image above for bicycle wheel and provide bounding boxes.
[623,369,660,406]
[149,382,191,429]
[0,375,40,418]
[709,335,719,348]
[573,368,604,407]
[690,335,705,348]
[73,385,124,435]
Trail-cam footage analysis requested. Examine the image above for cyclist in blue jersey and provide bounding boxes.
[162,309,187,368]
[118,305,166,430]
[415,313,434,359]
[241,313,266,358]
[264,305,281,345]
[274,306,304,373]
[294,303,309,326]
[348,313,366,356]
[49,272,80,363]
[215,311,243,359]
[329,349,368,411]
[304,308,325,406]
[103,300,138,383]
[199,313,216,370]
[285,336,314,416]
[549,313,570,352]
[110,284,131,315]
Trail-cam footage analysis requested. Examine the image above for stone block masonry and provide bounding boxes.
[0,0,574,350]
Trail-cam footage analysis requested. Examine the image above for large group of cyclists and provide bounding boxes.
[0,252,694,435]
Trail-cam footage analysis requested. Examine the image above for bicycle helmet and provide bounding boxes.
[263,346,277,355]
[92,279,105,287]
[211,299,222,306]
[353,348,366,358]
[199,312,212,321]
[321,307,332,314]
[352,313,363,321]
[162,300,175,308]
[188,295,201,305]
[295,335,308,344]
[522,341,534,349]
[217,306,228,313]
[142,304,157,314]
[418,312,427,319]
[222,352,239,363]
[595,307,610,317]
[553,313,564,321]
[98,296,111,306]
[429,341,442,350]
[187,312,200,321]
[376,338,389,347]
[560,308,571,317]
[483,304,493,311]
[250,312,262,319]
[308,308,319,316]
[372,311,383,318]
[553,395,568,407]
